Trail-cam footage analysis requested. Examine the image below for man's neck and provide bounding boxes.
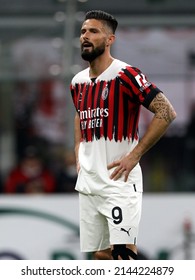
[89,55,114,78]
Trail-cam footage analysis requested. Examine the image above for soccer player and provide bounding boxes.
[70,10,176,260]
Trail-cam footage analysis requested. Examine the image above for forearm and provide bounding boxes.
[132,92,176,159]
[132,117,171,159]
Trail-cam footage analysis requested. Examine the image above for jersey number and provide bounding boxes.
[112,206,123,224]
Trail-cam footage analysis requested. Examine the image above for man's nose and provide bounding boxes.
[82,31,90,40]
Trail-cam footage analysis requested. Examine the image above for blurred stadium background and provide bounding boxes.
[0,0,195,260]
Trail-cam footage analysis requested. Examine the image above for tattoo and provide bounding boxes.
[149,92,176,123]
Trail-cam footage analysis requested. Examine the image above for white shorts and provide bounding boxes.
[79,191,142,252]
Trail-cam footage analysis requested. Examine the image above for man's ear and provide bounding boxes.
[107,34,115,46]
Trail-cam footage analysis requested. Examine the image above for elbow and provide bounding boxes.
[170,109,177,123]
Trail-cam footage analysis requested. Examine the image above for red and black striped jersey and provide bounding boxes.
[70,59,160,143]
[70,59,161,195]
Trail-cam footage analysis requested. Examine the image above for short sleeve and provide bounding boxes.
[119,66,161,108]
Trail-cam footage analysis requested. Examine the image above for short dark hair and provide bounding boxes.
[85,10,118,34]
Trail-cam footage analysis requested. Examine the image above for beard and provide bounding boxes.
[81,42,105,62]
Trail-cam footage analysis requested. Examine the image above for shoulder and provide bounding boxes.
[111,59,129,72]
[71,68,89,86]
[98,59,130,81]
[112,59,141,77]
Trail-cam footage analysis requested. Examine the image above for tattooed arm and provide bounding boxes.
[109,92,177,181]
[149,92,176,123]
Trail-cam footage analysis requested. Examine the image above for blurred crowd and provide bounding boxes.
[141,101,195,192]
[0,145,77,194]
[0,80,77,194]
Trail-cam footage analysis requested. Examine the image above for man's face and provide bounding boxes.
[80,19,109,62]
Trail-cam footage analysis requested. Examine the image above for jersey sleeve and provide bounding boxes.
[119,66,161,108]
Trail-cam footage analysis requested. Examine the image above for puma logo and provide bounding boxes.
[120,227,131,236]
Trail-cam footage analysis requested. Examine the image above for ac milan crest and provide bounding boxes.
[101,86,109,100]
